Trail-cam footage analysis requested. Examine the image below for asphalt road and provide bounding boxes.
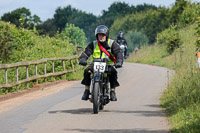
[0,63,171,133]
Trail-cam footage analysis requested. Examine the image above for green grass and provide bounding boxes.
[126,44,169,66]
[65,69,84,81]
[127,24,200,132]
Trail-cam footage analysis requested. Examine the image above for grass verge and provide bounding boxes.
[127,24,200,132]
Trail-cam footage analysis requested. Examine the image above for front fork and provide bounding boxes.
[90,72,108,103]
[89,71,110,104]
[89,72,102,102]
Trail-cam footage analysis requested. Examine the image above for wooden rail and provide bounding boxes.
[0,55,80,89]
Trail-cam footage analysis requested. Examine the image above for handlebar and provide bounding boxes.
[93,58,108,62]
[86,58,115,67]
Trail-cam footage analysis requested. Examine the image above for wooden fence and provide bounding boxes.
[0,55,80,89]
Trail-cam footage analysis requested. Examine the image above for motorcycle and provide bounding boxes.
[119,43,125,58]
[87,58,113,114]
[119,42,128,59]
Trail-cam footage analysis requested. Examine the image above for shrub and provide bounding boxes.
[60,23,87,46]
[156,25,182,54]
[0,21,76,63]
[125,31,149,53]
[178,2,200,27]
[195,17,200,49]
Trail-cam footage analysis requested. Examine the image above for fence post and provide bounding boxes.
[71,59,74,72]
[35,64,38,84]
[52,61,54,73]
[62,60,65,71]
[16,67,19,90]
[16,67,19,82]
[77,58,80,69]
[44,62,46,82]
[26,66,29,88]
[5,68,7,84]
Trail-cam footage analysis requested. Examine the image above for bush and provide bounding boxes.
[0,21,35,63]
[195,17,200,48]
[178,2,200,27]
[0,21,80,95]
[60,23,87,46]
[125,31,149,52]
[0,21,77,63]
[156,25,182,54]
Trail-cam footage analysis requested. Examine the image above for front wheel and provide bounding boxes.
[93,82,100,114]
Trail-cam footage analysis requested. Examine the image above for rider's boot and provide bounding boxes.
[82,86,90,100]
[110,88,117,101]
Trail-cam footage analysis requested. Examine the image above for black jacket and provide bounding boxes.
[116,36,128,47]
[80,39,123,61]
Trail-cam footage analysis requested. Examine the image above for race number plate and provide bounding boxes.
[94,62,106,72]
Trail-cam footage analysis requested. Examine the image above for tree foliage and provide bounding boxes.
[110,7,170,43]
[1,7,42,28]
[60,23,87,46]
[99,2,132,27]
[169,0,188,24]
[2,0,199,56]
[37,18,57,37]
[178,2,200,27]
[195,17,200,49]
[125,31,149,52]
[99,2,158,30]
[156,25,182,54]
[53,5,97,42]
[0,21,35,62]
[0,22,15,62]
[38,2,158,43]
[0,21,75,63]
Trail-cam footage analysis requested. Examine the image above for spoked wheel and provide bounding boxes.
[93,82,100,114]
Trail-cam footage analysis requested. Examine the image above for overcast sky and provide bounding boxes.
[0,0,200,21]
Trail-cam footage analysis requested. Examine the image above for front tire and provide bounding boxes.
[93,82,100,114]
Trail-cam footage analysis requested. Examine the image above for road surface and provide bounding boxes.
[0,63,171,133]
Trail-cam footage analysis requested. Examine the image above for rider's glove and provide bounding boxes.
[115,59,123,68]
[79,58,87,66]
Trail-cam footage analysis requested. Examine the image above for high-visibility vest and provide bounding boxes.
[93,39,114,64]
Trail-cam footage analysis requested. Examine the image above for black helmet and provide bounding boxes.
[118,31,124,37]
[95,25,109,38]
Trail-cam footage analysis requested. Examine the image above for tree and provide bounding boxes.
[54,6,78,31]
[110,7,170,44]
[100,2,132,28]
[53,5,97,42]
[156,25,182,54]
[135,3,157,12]
[1,7,41,28]
[32,15,42,26]
[37,18,57,37]
[169,0,188,24]
[99,2,158,28]
[60,23,87,46]
[125,31,149,52]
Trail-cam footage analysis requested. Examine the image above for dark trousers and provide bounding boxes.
[81,66,120,88]
[124,47,128,56]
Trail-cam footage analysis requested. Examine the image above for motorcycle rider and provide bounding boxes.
[79,25,123,101]
[116,31,129,58]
